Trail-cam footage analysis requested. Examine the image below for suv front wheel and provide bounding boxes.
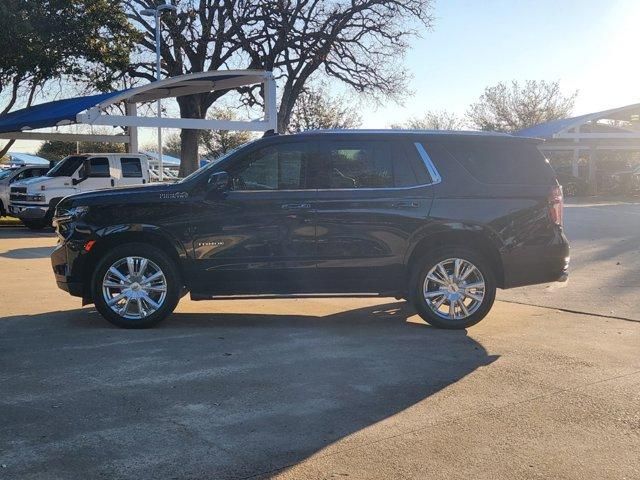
[92,243,181,328]
[411,248,496,329]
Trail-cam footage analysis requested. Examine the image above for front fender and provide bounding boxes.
[93,223,189,262]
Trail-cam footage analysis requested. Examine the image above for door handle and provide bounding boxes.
[392,201,419,208]
[281,203,311,210]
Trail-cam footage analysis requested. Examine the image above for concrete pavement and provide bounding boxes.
[0,217,638,479]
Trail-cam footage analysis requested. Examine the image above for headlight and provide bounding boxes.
[55,205,89,222]
[67,205,90,218]
[25,193,45,202]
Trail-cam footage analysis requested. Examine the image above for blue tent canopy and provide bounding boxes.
[0,91,126,134]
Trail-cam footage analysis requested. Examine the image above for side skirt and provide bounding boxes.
[190,292,402,301]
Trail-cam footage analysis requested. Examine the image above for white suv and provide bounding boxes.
[9,153,150,229]
[0,165,50,217]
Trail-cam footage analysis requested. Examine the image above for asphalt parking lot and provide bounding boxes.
[0,201,639,479]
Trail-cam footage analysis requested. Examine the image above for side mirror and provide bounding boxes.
[208,171,229,191]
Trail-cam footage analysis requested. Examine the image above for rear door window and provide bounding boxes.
[87,157,111,178]
[397,142,434,186]
[121,157,143,177]
[443,140,555,185]
[323,141,393,189]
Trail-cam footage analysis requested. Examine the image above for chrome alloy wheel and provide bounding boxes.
[101,256,167,320]
[423,258,486,321]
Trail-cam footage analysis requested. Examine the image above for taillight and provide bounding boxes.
[548,185,564,226]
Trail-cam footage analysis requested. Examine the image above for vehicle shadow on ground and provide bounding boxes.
[1,302,498,479]
[0,246,55,259]
[0,226,54,237]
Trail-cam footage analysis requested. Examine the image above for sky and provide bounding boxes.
[361,0,640,127]
[6,0,640,153]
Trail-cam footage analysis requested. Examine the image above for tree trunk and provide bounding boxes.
[179,129,200,177]
[177,94,206,177]
[0,139,16,159]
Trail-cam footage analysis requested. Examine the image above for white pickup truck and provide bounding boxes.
[9,153,150,229]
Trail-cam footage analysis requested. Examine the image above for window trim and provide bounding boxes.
[221,140,443,193]
[413,142,442,184]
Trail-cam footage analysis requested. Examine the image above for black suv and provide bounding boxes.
[51,130,569,329]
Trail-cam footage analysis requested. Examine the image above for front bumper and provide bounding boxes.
[9,203,48,219]
[51,239,89,299]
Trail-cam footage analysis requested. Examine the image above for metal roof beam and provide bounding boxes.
[0,132,130,143]
[554,132,640,140]
[77,113,274,132]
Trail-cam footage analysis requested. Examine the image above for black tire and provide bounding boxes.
[22,219,48,230]
[92,243,181,328]
[410,247,496,329]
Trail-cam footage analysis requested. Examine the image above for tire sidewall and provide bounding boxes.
[92,243,181,328]
[410,248,496,329]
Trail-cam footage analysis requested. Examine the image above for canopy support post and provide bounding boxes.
[126,102,139,154]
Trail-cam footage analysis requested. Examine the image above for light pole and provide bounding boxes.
[141,3,177,182]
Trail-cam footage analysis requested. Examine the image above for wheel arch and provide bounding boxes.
[81,225,188,300]
[405,227,505,289]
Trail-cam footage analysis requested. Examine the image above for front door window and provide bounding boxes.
[230,143,309,191]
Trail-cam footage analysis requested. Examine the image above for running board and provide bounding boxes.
[190,292,398,301]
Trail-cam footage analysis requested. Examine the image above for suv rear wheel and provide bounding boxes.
[92,243,181,328]
[411,248,496,329]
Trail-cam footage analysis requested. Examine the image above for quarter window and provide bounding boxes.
[443,140,555,185]
[326,142,393,189]
[87,157,110,178]
[121,158,143,178]
[231,143,308,190]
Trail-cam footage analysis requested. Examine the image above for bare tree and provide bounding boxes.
[392,110,465,130]
[200,107,255,159]
[124,0,252,176]
[287,84,361,133]
[236,0,434,132]
[124,0,434,176]
[467,80,577,133]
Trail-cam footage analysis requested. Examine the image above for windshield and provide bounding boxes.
[180,139,259,184]
[46,156,86,177]
[0,169,16,180]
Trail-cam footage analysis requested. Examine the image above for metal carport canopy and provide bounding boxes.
[0,70,277,151]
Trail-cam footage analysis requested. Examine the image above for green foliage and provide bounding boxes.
[37,140,125,161]
[0,0,138,98]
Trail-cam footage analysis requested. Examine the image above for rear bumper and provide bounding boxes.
[501,230,570,288]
